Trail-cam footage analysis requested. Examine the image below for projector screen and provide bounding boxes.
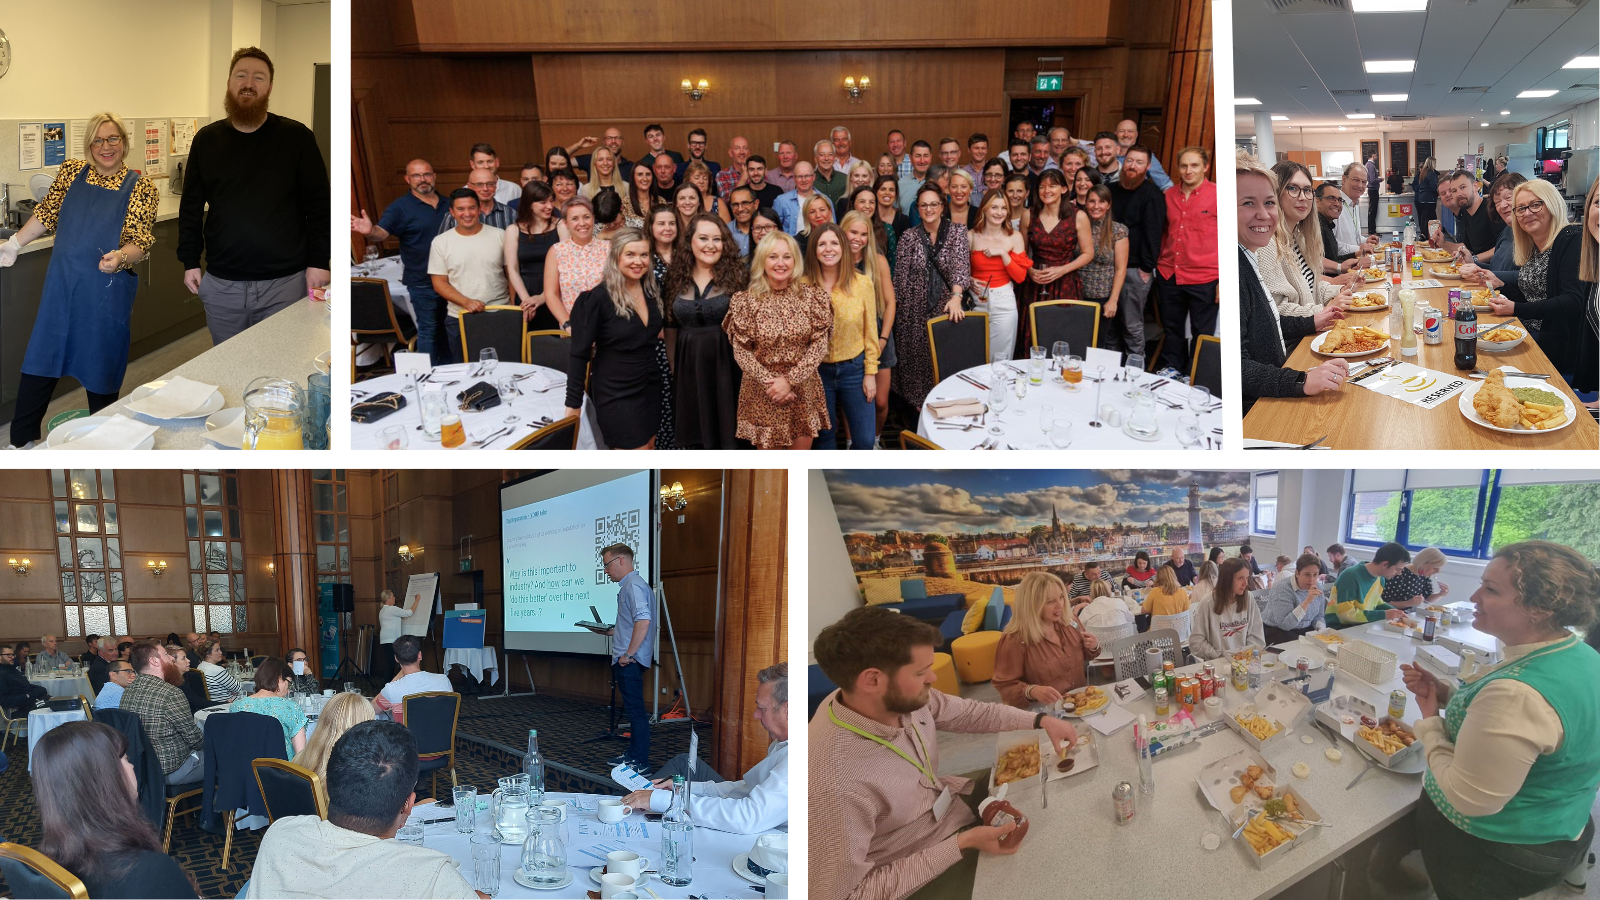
[501,470,655,654]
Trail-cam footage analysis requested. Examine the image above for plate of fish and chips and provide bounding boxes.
[1459,368,1575,434]
[1347,292,1389,311]
[1311,323,1391,357]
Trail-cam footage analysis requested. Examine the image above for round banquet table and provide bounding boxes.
[405,791,780,898]
[970,617,1505,900]
[27,707,87,772]
[443,646,499,687]
[350,363,600,450]
[917,364,1223,450]
[29,672,95,703]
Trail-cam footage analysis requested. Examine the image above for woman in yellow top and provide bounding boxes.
[1140,564,1191,617]
[804,222,877,449]
[1,113,160,449]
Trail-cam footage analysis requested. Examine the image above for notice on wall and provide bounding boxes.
[143,120,167,177]
[170,118,198,156]
[42,123,66,167]
[68,120,88,160]
[18,123,42,170]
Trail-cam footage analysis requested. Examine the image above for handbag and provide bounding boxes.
[920,221,960,316]
[456,381,502,412]
[349,391,405,424]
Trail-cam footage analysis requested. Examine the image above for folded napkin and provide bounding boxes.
[350,391,407,424]
[927,398,985,419]
[455,381,502,412]
[60,415,158,450]
[520,369,563,391]
[122,376,218,419]
[205,409,246,449]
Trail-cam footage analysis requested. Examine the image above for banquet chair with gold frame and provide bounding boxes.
[1190,335,1222,398]
[509,415,580,450]
[459,305,528,366]
[351,277,417,372]
[898,432,942,450]
[1029,299,1101,355]
[253,758,328,822]
[76,694,92,722]
[524,329,571,372]
[927,312,990,383]
[0,842,89,900]
[0,703,20,750]
[404,691,461,800]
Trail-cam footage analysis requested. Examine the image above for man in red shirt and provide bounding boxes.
[1155,147,1219,375]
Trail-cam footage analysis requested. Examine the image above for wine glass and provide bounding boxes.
[1052,341,1070,382]
[988,377,1009,436]
[1062,355,1083,393]
[1012,371,1028,412]
[498,377,519,424]
[1050,419,1073,449]
[479,347,499,379]
[1123,354,1145,397]
[1189,385,1212,415]
[1038,403,1054,435]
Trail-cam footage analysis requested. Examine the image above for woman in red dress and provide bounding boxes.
[1017,169,1094,356]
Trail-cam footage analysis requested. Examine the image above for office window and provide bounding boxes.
[1348,470,1405,544]
[312,470,352,589]
[1491,471,1600,560]
[1252,472,1278,535]
[1345,471,1598,559]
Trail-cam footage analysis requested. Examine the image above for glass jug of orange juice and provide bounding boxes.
[242,377,306,450]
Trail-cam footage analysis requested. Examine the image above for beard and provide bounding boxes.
[883,678,932,714]
[224,87,271,128]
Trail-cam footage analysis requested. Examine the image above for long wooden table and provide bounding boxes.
[1244,281,1598,449]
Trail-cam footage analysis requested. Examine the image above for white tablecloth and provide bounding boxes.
[352,258,413,366]
[917,364,1223,450]
[407,791,777,899]
[30,672,95,702]
[27,708,86,772]
[350,363,600,450]
[444,646,499,686]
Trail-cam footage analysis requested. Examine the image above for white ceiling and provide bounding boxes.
[1233,0,1599,135]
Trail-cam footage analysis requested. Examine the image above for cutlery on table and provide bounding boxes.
[1232,809,1261,839]
[1345,756,1379,790]
[470,426,514,448]
[1470,370,1552,380]
[1040,761,1049,808]
[1244,434,1328,450]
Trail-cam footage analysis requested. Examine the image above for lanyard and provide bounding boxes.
[828,702,939,786]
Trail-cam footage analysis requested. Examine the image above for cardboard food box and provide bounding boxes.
[1225,682,1311,752]
[1299,631,1346,656]
[1196,749,1277,815]
[1314,692,1377,743]
[1229,787,1326,869]
[1352,716,1422,768]
[988,729,1098,794]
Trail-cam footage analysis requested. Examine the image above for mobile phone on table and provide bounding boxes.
[644,813,663,822]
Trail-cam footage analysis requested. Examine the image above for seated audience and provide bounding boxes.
[1068,560,1115,600]
[286,647,320,695]
[1381,546,1450,610]
[1123,550,1157,590]
[623,663,788,833]
[1189,558,1265,659]
[1435,169,1503,266]
[1326,543,1354,575]
[1459,172,1527,291]
[1261,554,1330,644]
[1076,579,1135,629]
[80,633,102,665]
[1139,565,1190,616]
[95,659,137,710]
[0,644,48,713]
[1327,542,1412,627]
[229,657,309,759]
[32,721,200,898]
[1316,182,1369,276]
[1164,546,1196,587]
[291,692,376,809]
[374,635,452,725]
[810,606,1077,900]
[1188,560,1219,609]
[248,721,480,899]
[196,639,244,704]
[122,640,205,784]
[1486,179,1589,380]
[1259,161,1354,317]
[35,634,73,670]
[993,572,1100,707]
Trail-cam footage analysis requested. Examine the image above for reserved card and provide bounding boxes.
[393,351,430,376]
[1084,346,1122,376]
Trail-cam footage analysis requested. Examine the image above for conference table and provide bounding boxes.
[917,363,1224,450]
[350,363,601,450]
[1244,281,1598,449]
[408,790,780,898]
[29,671,95,703]
[443,646,499,687]
[972,613,1501,900]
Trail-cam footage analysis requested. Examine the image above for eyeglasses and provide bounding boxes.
[918,201,944,210]
[687,141,707,148]
[90,136,123,148]
[602,556,621,569]
[1513,200,1547,217]
[1283,184,1316,198]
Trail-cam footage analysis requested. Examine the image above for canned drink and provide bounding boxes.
[1423,306,1444,344]
[1448,288,1461,318]
[1199,673,1214,699]
[1114,781,1136,825]
[1388,690,1408,720]
[1411,256,1424,279]
[1203,663,1216,683]
[1154,687,1171,716]
[1180,678,1199,712]
[1296,658,1310,681]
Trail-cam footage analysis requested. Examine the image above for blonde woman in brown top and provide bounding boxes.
[993,572,1101,708]
[724,231,833,448]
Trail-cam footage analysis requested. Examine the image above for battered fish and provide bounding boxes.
[1321,323,1356,353]
[1473,369,1523,428]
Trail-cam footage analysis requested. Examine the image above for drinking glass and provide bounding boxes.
[440,414,466,449]
[364,244,379,264]
[1038,403,1054,435]
[1012,372,1028,409]
[1123,354,1145,396]
[988,378,1009,436]
[1052,341,1070,382]
[498,377,520,424]
[1128,389,1159,437]
[1050,419,1073,449]
[990,357,1008,387]
[1028,346,1047,385]
[397,823,424,846]
[454,785,478,833]
[381,424,408,450]
[1189,385,1212,414]
[479,347,499,379]
[471,831,503,897]
[419,384,448,438]
[1178,415,1202,447]
[1062,356,1083,393]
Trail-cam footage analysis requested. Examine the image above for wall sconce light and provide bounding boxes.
[146,560,168,577]
[659,482,687,512]
[267,561,275,576]
[843,76,871,101]
[681,78,710,101]
[7,557,31,576]
[397,544,417,562]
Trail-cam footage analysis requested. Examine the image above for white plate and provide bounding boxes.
[732,852,776,886]
[1457,373,1577,435]
[127,381,225,418]
[1476,326,1526,352]
[205,408,246,448]
[1346,293,1390,313]
[511,869,573,891]
[1363,273,1390,284]
[314,350,332,375]
[45,416,156,450]
[1310,329,1391,358]
[1274,647,1326,671]
[1428,265,1464,280]
[588,866,652,886]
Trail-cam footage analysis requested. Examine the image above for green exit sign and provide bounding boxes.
[1036,74,1063,92]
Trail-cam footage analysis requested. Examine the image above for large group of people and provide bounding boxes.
[354,120,1217,448]
[1239,145,1600,414]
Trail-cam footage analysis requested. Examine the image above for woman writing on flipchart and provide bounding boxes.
[376,589,416,684]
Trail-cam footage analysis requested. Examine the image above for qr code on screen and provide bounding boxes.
[596,510,642,583]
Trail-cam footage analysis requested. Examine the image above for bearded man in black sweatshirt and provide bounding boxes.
[178,47,330,344]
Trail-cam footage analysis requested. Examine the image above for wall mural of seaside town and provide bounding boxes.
[823,470,1253,589]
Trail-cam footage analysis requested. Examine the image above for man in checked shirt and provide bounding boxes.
[811,606,1078,900]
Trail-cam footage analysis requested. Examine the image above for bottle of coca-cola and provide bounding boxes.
[1454,300,1478,370]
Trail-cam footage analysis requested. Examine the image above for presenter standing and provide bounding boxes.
[601,543,655,775]
[376,589,415,685]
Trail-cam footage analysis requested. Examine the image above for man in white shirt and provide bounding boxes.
[376,589,415,685]
[374,635,451,725]
[249,720,481,899]
[1332,164,1381,259]
[623,663,788,834]
[35,634,73,670]
[428,188,508,364]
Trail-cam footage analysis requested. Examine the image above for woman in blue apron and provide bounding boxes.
[0,113,159,448]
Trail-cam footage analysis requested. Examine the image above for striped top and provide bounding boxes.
[197,661,244,705]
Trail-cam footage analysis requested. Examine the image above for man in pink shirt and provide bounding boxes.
[810,607,1077,900]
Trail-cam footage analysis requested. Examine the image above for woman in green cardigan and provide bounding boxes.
[1401,541,1600,899]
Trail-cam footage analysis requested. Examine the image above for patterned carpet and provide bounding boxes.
[0,695,702,898]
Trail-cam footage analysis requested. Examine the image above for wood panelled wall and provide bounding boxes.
[532,50,1007,181]
[1159,0,1214,175]
[389,0,1113,52]
[713,471,789,780]
[0,471,281,657]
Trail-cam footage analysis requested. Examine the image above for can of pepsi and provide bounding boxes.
[1423,306,1444,344]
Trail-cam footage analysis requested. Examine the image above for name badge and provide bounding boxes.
[932,786,954,822]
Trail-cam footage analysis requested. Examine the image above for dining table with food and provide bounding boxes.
[1244,266,1597,449]
[971,605,1502,900]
